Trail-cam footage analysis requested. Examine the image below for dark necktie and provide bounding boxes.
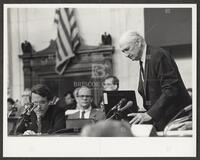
[81,110,85,119]
[139,60,145,80]
[138,60,145,99]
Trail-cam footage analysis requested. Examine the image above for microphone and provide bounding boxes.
[118,101,133,112]
[110,98,127,111]
[22,103,37,116]
[184,104,192,112]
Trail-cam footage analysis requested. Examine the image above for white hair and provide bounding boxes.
[75,86,92,97]
[119,30,144,48]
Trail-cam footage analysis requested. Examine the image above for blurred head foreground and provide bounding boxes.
[81,120,133,137]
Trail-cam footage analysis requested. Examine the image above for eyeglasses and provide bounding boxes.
[121,41,139,54]
[103,83,114,86]
[32,100,48,106]
[77,95,92,99]
[121,46,130,53]
[22,94,30,97]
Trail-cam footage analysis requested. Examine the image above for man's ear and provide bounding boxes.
[137,40,142,48]
[114,84,118,90]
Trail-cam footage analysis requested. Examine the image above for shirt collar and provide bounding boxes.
[141,43,147,63]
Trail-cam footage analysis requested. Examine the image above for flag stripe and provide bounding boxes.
[55,8,80,75]
[57,25,71,56]
[58,10,71,46]
[57,31,70,58]
[61,9,71,34]
[65,8,79,44]
[57,17,74,57]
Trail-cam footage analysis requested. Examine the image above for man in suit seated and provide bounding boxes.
[103,76,119,91]
[99,76,120,111]
[14,84,66,135]
[67,86,105,122]
[15,88,32,117]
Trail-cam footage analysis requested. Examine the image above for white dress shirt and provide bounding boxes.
[79,106,92,119]
[141,43,147,69]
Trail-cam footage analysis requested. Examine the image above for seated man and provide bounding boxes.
[99,75,120,111]
[103,75,119,91]
[56,91,76,111]
[15,88,32,117]
[15,84,66,135]
[67,86,105,122]
[63,91,76,110]
[7,98,17,117]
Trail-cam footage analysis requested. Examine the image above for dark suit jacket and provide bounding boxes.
[138,45,192,131]
[67,108,106,122]
[15,105,66,134]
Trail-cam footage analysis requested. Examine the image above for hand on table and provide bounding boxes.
[23,130,36,135]
[166,121,192,131]
[128,112,152,124]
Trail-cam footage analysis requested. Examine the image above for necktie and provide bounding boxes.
[37,115,42,134]
[81,110,85,119]
[138,60,145,99]
[139,60,144,80]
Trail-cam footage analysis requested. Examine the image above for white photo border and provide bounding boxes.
[3,3,197,157]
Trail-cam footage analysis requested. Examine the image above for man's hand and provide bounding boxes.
[128,112,152,124]
[23,130,36,135]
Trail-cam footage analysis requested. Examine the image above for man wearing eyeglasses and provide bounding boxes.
[119,30,192,131]
[67,86,105,121]
[15,84,65,135]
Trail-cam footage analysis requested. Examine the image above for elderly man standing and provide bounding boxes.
[67,86,105,122]
[119,31,192,131]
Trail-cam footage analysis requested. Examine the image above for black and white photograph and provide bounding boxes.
[3,3,197,157]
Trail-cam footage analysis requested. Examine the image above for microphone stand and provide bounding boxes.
[106,109,122,120]
[14,103,36,135]
[14,113,31,135]
[105,102,121,119]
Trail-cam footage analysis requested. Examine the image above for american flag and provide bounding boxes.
[54,8,80,75]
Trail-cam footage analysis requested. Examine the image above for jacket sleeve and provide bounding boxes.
[147,52,180,121]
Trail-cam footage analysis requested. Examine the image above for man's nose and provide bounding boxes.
[82,97,88,100]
